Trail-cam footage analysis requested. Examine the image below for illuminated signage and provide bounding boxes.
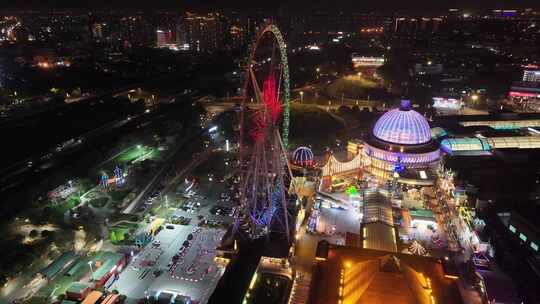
[351,55,385,67]
[509,91,540,98]
[433,97,463,109]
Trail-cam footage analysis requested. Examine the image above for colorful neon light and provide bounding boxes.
[345,185,358,195]
[292,146,315,167]
[509,91,539,98]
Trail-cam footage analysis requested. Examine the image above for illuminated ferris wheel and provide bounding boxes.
[240,23,290,149]
[236,22,292,241]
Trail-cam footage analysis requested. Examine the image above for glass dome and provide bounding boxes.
[372,100,431,145]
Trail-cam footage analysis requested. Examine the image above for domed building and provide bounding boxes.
[363,100,440,185]
[292,146,315,167]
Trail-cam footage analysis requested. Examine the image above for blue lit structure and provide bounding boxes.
[364,100,441,184]
[248,182,281,232]
[100,172,109,188]
[291,146,315,167]
[114,165,125,186]
[440,138,492,155]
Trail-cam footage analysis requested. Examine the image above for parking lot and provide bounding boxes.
[110,224,227,303]
[110,143,239,303]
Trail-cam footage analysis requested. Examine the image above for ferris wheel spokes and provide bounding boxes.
[235,22,292,243]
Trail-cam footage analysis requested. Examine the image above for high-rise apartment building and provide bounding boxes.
[180,12,223,52]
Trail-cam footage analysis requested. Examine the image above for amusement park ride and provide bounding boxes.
[235,23,294,242]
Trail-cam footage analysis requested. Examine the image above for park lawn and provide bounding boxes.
[108,222,139,244]
[109,227,129,244]
[109,189,131,203]
[116,146,153,163]
[89,197,109,208]
[145,149,162,161]
[327,75,382,99]
[289,103,345,134]
[77,178,95,193]
[23,296,49,304]
[51,195,80,216]
[107,212,140,224]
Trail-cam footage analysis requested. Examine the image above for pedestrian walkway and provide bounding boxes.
[288,271,312,304]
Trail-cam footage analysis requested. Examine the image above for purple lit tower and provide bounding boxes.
[363,100,440,185]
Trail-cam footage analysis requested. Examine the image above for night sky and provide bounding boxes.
[1,0,539,11]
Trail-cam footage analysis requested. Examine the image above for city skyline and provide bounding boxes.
[1,0,540,11]
[1,4,540,304]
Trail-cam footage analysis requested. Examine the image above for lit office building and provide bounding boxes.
[509,65,540,111]
[523,66,540,83]
[180,12,223,52]
[156,29,172,48]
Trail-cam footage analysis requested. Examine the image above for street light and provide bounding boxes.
[300,91,304,103]
[137,145,142,159]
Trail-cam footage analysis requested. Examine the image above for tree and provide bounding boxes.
[29,229,39,238]
[41,230,55,240]
[109,230,117,243]
[43,206,52,219]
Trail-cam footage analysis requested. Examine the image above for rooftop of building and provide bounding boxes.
[361,191,397,253]
[91,251,124,281]
[435,111,540,124]
[40,250,75,279]
[66,282,91,294]
[362,222,397,253]
[309,245,463,304]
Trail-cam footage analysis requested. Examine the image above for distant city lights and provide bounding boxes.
[433,97,464,110]
[351,54,385,68]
